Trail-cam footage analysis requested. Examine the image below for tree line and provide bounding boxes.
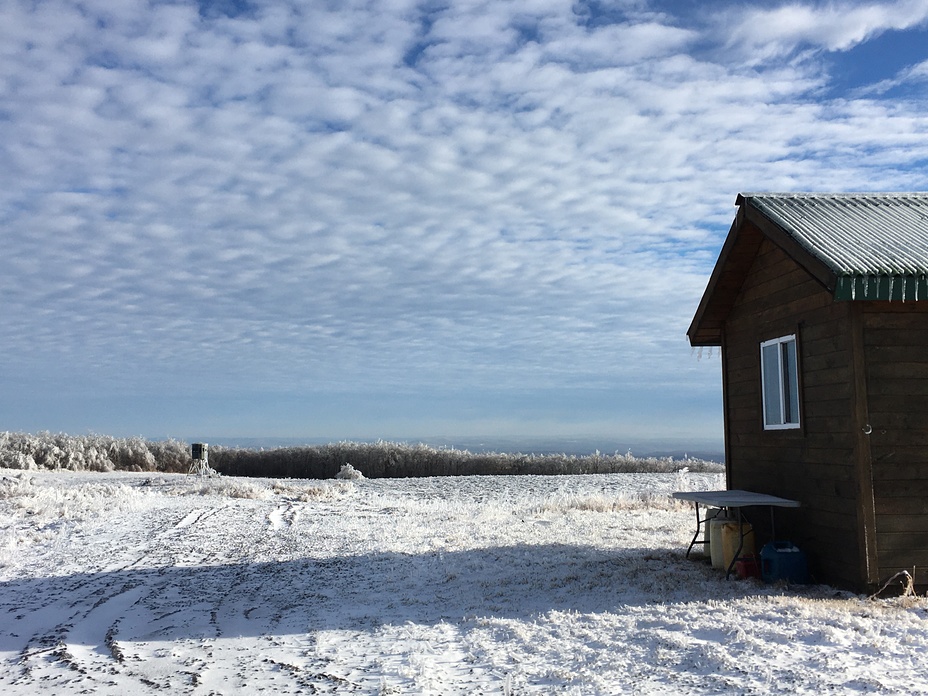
[0,432,723,478]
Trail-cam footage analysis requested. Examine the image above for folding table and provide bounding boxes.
[672,489,800,578]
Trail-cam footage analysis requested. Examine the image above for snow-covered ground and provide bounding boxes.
[2,468,928,695]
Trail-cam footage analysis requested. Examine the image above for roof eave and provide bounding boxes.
[687,206,751,347]
[689,194,849,347]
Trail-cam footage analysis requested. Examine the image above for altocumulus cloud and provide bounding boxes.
[2,0,928,439]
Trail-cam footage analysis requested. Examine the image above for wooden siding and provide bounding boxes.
[723,235,864,588]
[864,304,928,579]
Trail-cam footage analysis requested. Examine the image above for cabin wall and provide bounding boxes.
[863,303,928,583]
[723,235,862,588]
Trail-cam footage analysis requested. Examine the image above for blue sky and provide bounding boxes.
[3,0,928,449]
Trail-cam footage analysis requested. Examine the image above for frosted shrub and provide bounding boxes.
[147,439,191,472]
[112,437,157,471]
[187,478,272,500]
[0,432,193,473]
[531,490,681,514]
[82,446,115,472]
[335,463,365,480]
[1,478,148,522]
[0,473,37,499]
[0,449,37,470]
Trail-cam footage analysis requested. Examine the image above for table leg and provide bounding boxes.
[684,502,706,559]
[725,507,746,580]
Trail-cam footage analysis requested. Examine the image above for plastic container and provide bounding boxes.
[709,514,732,568]
[736,554,761,579]
[760,541,808,584]
[720,520,754,570]
[709,515,753,569]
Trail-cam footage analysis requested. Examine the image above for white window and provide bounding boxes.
[760,334,800,430]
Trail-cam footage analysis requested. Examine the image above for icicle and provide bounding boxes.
[692,345,717,360]
[889,275,895,301]
[851,277,856,300]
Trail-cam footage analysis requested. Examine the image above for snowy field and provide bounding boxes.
[3,469,928,694]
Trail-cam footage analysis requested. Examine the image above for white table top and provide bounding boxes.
[672,489,800,508]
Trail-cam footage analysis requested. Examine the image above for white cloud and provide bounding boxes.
[1,0,927,437]
[724,0,928,62]
[854,58,928,95]
[542,21,697,67]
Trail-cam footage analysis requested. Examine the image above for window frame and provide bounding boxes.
[760,334,801,430]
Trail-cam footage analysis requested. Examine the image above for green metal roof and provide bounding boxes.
[740,193,928,301]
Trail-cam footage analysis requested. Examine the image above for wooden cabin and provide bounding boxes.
[688,193,928,591]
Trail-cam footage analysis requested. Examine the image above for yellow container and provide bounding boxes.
[709,515,731,569]
[720,520,754,570]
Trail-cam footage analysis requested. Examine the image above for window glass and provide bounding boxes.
[760,335,800,429]
[761,342,782,425]
[782,339,799,424]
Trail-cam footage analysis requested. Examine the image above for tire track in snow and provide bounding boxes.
[173,506,223,530]
[93,497,311,692]
[59,582,149,672]
[4,496,277,693]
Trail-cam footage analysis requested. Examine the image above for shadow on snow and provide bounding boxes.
[0,543,767,653]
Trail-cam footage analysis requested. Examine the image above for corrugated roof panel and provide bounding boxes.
[741,193,928,301]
